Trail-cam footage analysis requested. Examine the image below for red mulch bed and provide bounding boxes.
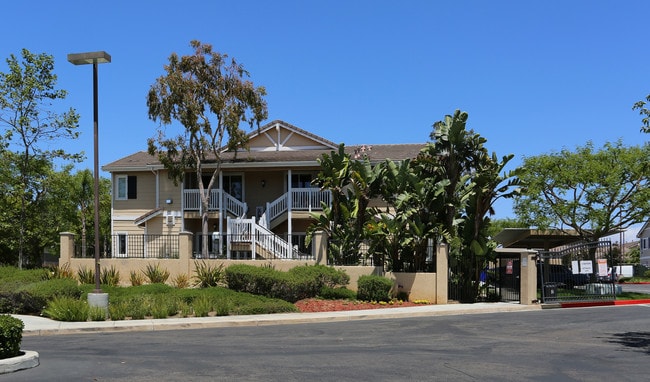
[295,298,429,313]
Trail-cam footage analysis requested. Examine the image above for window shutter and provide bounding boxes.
[127,176,137,199]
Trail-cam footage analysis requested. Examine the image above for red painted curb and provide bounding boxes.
[560,299,650,308]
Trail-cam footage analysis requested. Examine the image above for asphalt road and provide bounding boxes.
[4,305,650,382]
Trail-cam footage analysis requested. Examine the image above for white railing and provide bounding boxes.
[265,189,331,223]
[266,194,287,223]
[226,217,302,260]
[183,189,246,217]
[291,188,331,211]
[224,192,247,217]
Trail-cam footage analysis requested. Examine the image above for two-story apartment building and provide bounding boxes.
[101,120,424,260]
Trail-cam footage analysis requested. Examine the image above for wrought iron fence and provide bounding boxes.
[327,240,436,271]
[73,235,180,259]
[538,241,615,303]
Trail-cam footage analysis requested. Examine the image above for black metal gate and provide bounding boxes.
[538,241,617,303]
[448,253,520,303]
[490,253,521,303]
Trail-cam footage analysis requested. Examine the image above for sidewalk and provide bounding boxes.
[14,302,542,337]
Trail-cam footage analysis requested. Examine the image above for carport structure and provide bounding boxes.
[494,228,618,303]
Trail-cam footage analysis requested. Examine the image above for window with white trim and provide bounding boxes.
[116,175,137,200]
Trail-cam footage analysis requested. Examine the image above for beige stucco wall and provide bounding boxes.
[60,232,449,304]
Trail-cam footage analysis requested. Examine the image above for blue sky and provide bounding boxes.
[2,1,648,239]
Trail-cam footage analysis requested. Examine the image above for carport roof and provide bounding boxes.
[493,228,584,250]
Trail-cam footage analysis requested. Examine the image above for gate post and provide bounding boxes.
[436,243,448,304]
[519,250,538,305]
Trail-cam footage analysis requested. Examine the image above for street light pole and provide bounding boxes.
[67,51,111,295]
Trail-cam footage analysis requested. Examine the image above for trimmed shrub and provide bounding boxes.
[288,265,350,288]
[357,275,392,302]
[226,264,351,303]
[0,291,44,315]
[0,315,24,359]
[319,286,357,300]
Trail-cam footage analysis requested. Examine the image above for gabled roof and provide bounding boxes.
[245,120,339,151]
[637,220,650,238]
[102,120,425,172]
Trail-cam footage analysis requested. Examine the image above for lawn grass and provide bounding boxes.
[1,266,297,321]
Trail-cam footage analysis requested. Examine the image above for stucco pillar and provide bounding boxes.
[312,230,328,265]
[519,250,538,305]
[59,232,75,266]
[435,243,448,304]
[179,231,193,276]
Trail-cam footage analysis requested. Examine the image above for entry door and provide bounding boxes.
[223,174,243,201]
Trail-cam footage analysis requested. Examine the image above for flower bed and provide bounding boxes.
[295,298,431,313]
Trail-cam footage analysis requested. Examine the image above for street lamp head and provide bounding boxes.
[67,51,111,65]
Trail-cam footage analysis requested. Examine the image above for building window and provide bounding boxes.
[116,175,137,200]
[643,238,648,250]
[115,233,127,258]
[291,173,315,188]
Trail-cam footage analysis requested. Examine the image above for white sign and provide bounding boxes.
[579,260,593,274]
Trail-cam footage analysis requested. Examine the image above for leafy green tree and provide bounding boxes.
[514,140,650,244]
[422,110,521,302]
[147,40,268,256]
[0,49,81,267]
[309,144,382,265]
[633,94,650,133]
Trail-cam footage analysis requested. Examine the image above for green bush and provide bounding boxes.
[108,301,128,321]
[43,297,89,322]
[288,265,350,288]
[17,278,83,313]
[0,315,23,359]
[89,306,107,321]
[143,264,170,284]
[0,267,49,294]
[0,291,44,315]
[77,267,95,285]
[192,295,213,317]
[100,266,121,286]
[357,275,392,302]
[644,270,650,278]
[226,264,351,303]
[193,261,224,288]
[319,286,357,300]
[130,271,145,286]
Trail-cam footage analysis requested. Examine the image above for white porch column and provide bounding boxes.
[287,169,293,246]
[219,171,224,256]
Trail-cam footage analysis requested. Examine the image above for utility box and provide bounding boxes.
[543,284,557,300]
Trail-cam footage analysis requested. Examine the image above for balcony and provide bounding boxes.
[183,189,246,217]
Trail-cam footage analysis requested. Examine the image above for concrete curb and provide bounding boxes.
[15,303,543,337]
[0,350,39,374]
